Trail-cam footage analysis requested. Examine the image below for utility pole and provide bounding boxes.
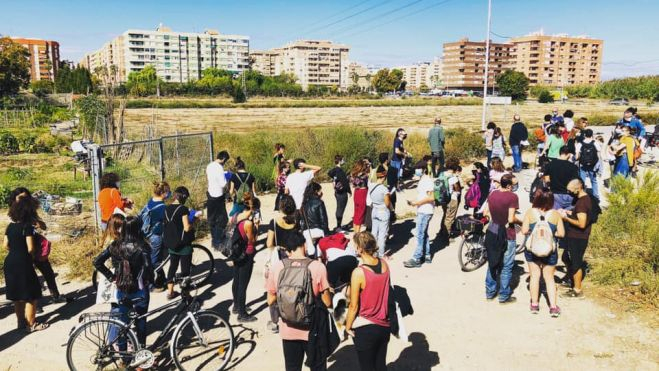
[481,0,493,131]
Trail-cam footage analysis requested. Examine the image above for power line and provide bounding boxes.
[490,30,512,39]
[303,0,394,36]
[330,0,426,38]
[339,0,454,40]
[296,0,373,36]
[603,59,659,66]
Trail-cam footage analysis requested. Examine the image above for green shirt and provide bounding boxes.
[546,135,564,159]
[428,125,446,152]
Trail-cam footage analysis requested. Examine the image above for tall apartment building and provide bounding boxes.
[442,38,513,90]
[11,38,60,82]
[80,25,249,83]
[395,57,443,90]
[347,62,371,91]
[251,40,350,91]
[510,31,603,86]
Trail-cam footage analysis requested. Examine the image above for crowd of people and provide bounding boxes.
[1,105,652,370]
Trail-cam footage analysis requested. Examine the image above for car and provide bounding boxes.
[609,98,629,106]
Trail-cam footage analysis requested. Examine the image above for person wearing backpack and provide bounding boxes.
[345,232,392,371]
[231,194,261,323]
[207,150,230,250]
[403,164,435,268]
[428,117,446,176]
[369,166,393,258]
[521,187,565,317]
[350,159,370,233]
[575,129,601,200]
[328,155,351,232]
[559,178,593,299]
[229,157,257,217]
[300,182,330,257]
[266,231,332,371]
[440,159,462,239]
[138,181,170,290]
[93,215,153,347]
[163,187,197,300]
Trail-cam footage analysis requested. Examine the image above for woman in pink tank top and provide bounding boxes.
[345,232,391,371]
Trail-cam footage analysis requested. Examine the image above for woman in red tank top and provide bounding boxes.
[345,232,391,371]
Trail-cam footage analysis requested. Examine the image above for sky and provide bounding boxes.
[2,0,658,80]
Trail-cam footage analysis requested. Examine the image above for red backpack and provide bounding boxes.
[465,173,482,209]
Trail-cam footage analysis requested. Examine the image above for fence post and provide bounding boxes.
[158,138,165,181]
[89,144,103,231]
[208,132,214,162]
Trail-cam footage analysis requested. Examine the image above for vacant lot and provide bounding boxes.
[122,99,659,136]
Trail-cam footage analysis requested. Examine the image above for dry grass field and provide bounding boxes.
[122,98,659,136]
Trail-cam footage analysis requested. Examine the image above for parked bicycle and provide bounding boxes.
[457,215,528,272]
[92,243,215,290]
[67,277,234,370]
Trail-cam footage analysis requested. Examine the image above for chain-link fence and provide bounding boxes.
[89,132,213,228]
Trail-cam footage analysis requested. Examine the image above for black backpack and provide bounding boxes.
[579,141,598,169]
[218,216,247,261]
[589,194,602,224]
[163,205,185,250]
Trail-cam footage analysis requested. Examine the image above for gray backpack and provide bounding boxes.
[277,258,315,327]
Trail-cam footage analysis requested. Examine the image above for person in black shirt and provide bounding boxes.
[229,157,257,217]
[509,114,528,173]
[543,146,581,210]
[328,155,351,231]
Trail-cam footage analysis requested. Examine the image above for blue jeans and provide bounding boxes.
[148,234,163,268]
[553,193,573,210]
[485,239,516,301]
[511,145,522,172]
[486,149,492,167]
[371,208,390,257]
[580,168,599,200]
[412,213,433,261]
[109,288,149,348]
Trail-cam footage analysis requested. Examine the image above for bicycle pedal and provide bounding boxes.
[129,349,155,369]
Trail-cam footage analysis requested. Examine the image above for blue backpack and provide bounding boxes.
[139,202,165,237]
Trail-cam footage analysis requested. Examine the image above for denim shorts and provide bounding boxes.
[524,249,558,266]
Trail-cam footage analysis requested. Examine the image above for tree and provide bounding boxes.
[419,83,430,93]
[495,70,530,101]
[125,65,160,96]
[0,37,31,97]
[74,94,106,140]
[55,62,93,94]
[537,89,555,103]
[371,68,404,93]
[30,80,54,97]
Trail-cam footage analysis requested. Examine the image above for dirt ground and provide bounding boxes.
[1,155,657,370]
[122,100,659,136]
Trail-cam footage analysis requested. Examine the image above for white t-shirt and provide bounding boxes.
[286,171,315,209]
[448,175,460,200]
[416,176,435,215]
[326,246,357,262]
[564,118,575,132]
[206,161,226,197]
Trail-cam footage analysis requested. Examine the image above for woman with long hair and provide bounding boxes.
[232,193,261,323]
[345,232,391,371]
[521,188,565,317]
[229,156,257,216]
[272,143,286,182]
[140,181,170,289]
[98,172,133,230]
[488,157,508,192]
[3,193,49,332]
[542,125,565,160]
[274,161,291,211]
[328,154,351,231]
[163,187,196,300]
[350,159,370,233]
[94,216,153,347]
[491,127,506,161]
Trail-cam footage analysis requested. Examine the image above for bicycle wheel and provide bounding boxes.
[67,317,139,371]
[458,234,487,272]
[189,244,215,287]
[171,310,235,371]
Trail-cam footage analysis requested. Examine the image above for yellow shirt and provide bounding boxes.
[619,136,636,164]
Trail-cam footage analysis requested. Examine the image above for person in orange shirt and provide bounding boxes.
[98,173,133,230]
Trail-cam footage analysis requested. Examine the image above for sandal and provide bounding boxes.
[26,322,49,333]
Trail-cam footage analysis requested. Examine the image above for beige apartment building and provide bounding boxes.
[395,57,443,90]
[510,32,603,86]
[251,40,350,91]
[347,62,371,91]
[80,24,249,83]
[442,38,513,90]
[11,37,60,82]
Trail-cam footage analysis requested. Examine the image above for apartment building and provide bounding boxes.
[11,38,60,82]
[251,40,350,91]
[510,31,603,86]
[395,57,443,90]
[442,38,513,90]
[80,24,249,83]
[347,62,371,91]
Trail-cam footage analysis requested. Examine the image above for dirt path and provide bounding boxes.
[1,158,657,370]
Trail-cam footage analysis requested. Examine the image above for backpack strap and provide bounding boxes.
[165,205,183,223]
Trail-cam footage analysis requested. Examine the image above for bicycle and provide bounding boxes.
[457,216,528,272]
[92,243,215,290]
[67,277,235,370]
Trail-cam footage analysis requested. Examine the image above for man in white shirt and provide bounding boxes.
[404,165,435,268]
[206,150,230,248]
[285,158,321,209]
[563,110,575,132]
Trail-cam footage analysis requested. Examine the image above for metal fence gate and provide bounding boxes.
[89,132,214,229]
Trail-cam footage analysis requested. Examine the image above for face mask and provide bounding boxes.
[615,128,622,134]
[414,169,423,177]
[115,181,121,188]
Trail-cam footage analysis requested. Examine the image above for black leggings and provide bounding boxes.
[327,256,359,288]
[232,256,254,315]
[335,192,349,228]
[167,253,192,283]
[562,237,589,276]
[282,340,327,371]
[34,259,59,297]
[353,324,390,371]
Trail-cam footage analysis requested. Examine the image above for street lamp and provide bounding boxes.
[481,0,492,131]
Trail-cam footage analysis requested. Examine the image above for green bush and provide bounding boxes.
[589,173,659,306]
[6,167,33,181]
[537,90,555,103]
[0,183,12,206]
[30,80,54,97]
[0,131,19,154]
[566,75,659,101]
